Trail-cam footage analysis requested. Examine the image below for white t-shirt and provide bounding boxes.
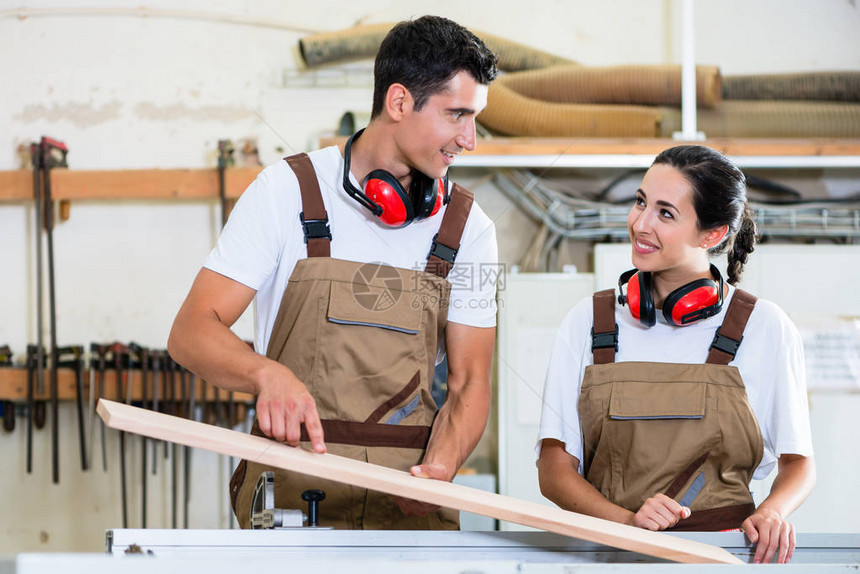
[204,145,499,355]
[537,285,814,480]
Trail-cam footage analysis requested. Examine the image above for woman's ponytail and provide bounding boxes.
[727,205,757,285]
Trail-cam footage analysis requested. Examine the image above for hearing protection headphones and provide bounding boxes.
[617,264,725,327]
[342,128,449,228]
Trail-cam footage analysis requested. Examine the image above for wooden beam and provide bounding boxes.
[0,170,33,201]
[50,166,262,200]
[0,166,262,202]
[3,137,860,203]
[319,136,860,158]
[97,399,743,565]
[0,368,253,403]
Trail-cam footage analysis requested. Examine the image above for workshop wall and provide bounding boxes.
[2,0,859,553]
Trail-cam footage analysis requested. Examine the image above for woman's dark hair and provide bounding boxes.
[371,15,498,118]
[652,145,756,285]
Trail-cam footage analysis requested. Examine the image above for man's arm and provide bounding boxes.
[394,321,494,516]
[167,267,325,452]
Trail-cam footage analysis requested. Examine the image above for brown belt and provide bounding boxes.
[300,419,430,449]
[668,502,755,532]
[249,417,431,450]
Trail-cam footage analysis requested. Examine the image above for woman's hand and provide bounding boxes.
[630,493,691,530]
[742,507,795,564]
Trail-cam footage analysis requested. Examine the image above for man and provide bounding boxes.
[168,15,499,529]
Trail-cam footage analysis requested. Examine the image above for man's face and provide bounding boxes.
[394,70,488,180]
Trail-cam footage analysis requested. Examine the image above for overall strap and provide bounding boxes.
[424,183,474,279]
[706,289,758,365]
[592,289,618,365]
[285,153,332,258]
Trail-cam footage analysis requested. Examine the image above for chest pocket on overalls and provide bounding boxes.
[605,379,716,487]
[313,278,430,425]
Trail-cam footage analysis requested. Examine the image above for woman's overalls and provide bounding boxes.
[581,288,763,530]
[230,153,473,529]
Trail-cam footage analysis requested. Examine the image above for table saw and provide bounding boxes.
[4,529,859,573]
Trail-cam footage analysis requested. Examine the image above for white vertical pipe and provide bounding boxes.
[678,0,703,140]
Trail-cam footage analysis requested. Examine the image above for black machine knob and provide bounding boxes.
[301,489,326,527]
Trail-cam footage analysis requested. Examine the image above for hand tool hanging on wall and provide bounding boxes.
[26,345,37,473]
[57,345,88,471]
[149,349,162,476]
[90,343,109,472]
[111,342,130,528]
[181,365,195,528]
[130,342,149,528]
[165,354,179,529]
[86,345,96,471]
[0,346,14,433]
[29,142,47,455]
[39,136,69,485]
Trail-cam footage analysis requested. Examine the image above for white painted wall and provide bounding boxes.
[1,0,859,554]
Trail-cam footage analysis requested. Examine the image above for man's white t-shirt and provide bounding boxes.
[538,285,814,480]
[204,146,499,355]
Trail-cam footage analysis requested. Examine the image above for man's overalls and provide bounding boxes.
[582,288,764,530]
[230,153,473,529]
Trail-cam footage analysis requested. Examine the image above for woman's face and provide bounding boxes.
[627,163,711,276]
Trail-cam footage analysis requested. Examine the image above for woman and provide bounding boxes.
[537,145,815,564]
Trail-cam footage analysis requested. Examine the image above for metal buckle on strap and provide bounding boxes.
[300,212,332,243]
[710,332,743,358]
[591,325,618,352]
[427,233,458,264]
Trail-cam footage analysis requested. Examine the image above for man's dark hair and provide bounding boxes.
[371,15,498,118]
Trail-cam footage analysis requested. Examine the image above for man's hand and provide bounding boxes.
[254,362,325,453]
[391,462,450,517]
[630,493,691,531]
[743,507,796,564]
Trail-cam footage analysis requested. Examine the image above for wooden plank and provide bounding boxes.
[97,399,743,565]
[319,136,860,158]
[0,368,253,403]
[3,137,860,202]
[0,170,33,202]
[0,166,262,202]
[50,167,262,200]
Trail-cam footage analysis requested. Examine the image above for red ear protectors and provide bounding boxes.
[618,264,724,327]
[342,129,448,227]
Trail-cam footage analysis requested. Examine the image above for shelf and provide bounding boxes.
[327,136,860,169]
[3,138,859,205]
[0,367,255,403]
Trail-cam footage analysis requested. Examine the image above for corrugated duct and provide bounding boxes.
[298,23,576,71]
[723,71,860,102]
[497,64,722,109]
[478,81,662,137]
[659,100,860,138]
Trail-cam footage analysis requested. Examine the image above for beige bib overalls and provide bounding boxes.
[230,153,473,529]
[580,289,764,530]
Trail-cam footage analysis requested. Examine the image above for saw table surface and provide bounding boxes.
[103,529,859,563]
[4,530,858,573]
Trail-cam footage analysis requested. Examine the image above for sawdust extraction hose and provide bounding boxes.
[498,64,722,109]
[723,71,860,102]
[298,22,576,71]
[658,100,860,138]
[478,81,662,138]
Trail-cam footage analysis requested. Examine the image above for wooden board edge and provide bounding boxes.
[96,399,743,565]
